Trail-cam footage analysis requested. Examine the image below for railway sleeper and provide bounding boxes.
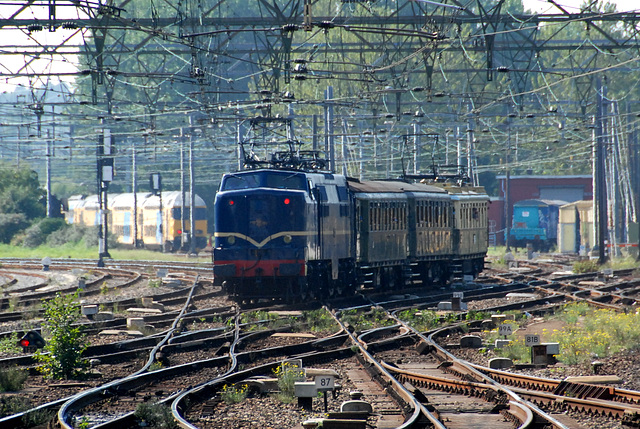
[553,380,615,401]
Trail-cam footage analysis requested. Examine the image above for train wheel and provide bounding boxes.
[373,269,383,289]
[285,281,296,304]
[430,264,444,285]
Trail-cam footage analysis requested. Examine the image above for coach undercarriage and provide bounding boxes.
[222,255,485,304]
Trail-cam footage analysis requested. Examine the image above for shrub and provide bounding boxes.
[45,224,119,249]
[220,383,248,404]
[134,402,177,429]
[22,224,44,248]
[0,395,55,425]
[34,291,89,379]
[495,338,530,363]
[0,395,31,417]
[303,308,338,332]
[397,308,440,331]
[47,224,93,247]
[573,259,599,274]
[36,218,67,236]
[22,218,69,248]
[0,333,21,354]
[0,213,28,244]
[0,367,28,392]
[273,361,305,400]
[551,304,640,365]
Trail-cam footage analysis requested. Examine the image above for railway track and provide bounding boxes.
[1,257,640,428]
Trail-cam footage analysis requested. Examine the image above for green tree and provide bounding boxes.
[34,292,89,380]
[0,214,29,244]
[0,163,46,243]
[0,163,45,219]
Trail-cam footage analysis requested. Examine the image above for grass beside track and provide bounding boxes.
[0,243,211,262]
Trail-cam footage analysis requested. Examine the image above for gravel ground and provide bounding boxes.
[188,355,373,429]
[3,266,640,428]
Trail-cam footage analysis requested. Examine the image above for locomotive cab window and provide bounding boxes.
[222,173,260,190]
[266,173,306,190]
[221,172,307,191]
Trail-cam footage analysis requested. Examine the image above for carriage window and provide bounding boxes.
[384,203,390,230]
[391,205,396,230]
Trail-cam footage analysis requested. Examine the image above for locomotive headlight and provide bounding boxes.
[283,235,292,244]
[228,236,236,245]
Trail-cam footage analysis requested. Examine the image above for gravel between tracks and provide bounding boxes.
[2,265,640,429]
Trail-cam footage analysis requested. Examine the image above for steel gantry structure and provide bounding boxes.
[1,0,640,257]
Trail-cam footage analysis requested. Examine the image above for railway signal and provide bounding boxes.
[18,331,46,353]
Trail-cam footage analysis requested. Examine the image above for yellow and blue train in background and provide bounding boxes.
[66,191,208,252]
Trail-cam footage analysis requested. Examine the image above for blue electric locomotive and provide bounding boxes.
[213,169,356,301]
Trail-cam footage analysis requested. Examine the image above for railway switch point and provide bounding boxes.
[459,335,483,348]
[415,341,432,355]
[340,400,372,413]
[94,311,114,321]
[349,390,363,400]
[126,307,163,314]
[41,257,51,271]
[437,301,452,310]
[491,314,507,324]
[294,381,316,411]
[531,344,559,365]
[592,361,604,374]
[81,305,99,319]
[489,357,514,369]
[127,317,145,330]
[302,418,367,429]
[482,319,496,330]
[245,377,279,393]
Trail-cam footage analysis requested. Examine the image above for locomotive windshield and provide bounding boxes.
[221,171,307,191]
